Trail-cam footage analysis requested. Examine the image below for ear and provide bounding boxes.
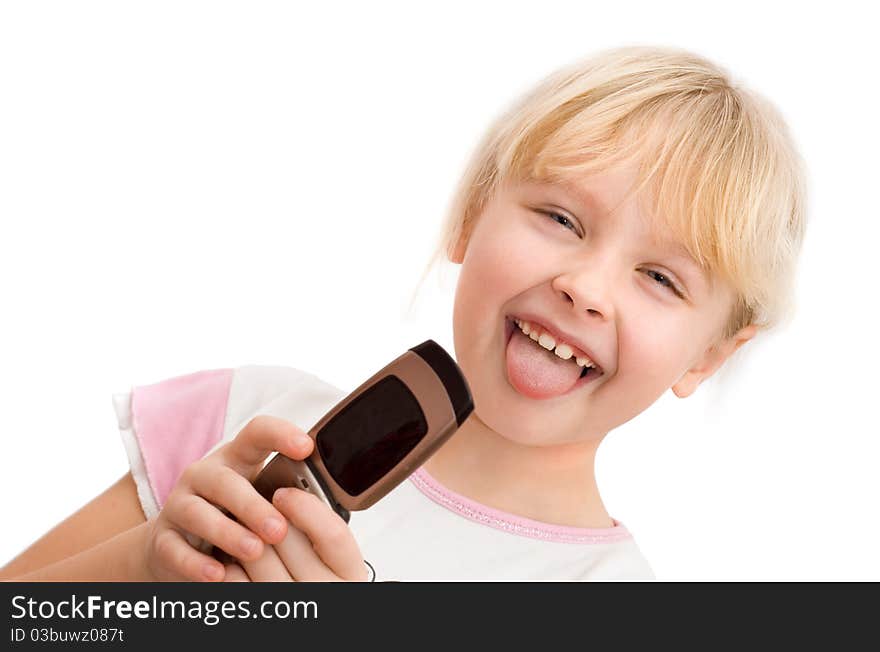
[449,227,470,264]
[672,323,758,398]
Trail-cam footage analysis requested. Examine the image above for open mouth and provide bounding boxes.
[503,316,603,395]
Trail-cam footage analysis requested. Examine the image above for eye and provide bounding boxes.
[541,210,579,235]
[644,269,684,297]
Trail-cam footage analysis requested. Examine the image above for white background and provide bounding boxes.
[1,1,877,580]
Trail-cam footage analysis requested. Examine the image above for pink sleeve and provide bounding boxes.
[115,368,234,517]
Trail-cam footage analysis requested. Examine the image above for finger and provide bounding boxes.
[165,492,267,562]
[153,527,226,582]
[223,563,251,582]
[271,522,340,582]
[190,465,288,544]
[273,487,368,581]
[223,415,314,478]
[240,543,295,582]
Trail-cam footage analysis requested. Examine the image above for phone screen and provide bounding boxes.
[316,375,428,495]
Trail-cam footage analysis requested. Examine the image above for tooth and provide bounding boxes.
[554,344,573,360]
[515,321,596,366]
[538,333,556,350]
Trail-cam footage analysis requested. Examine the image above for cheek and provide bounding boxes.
[456,225,536,309]
[472,223,536,272]
[618,319,693,388]
[451,224,537,367]
[452,239,503,357]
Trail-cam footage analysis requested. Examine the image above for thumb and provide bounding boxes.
[222,414,314,479]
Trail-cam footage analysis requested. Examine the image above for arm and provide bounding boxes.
[3,416,314,582]
[0,472,147,580]
[6,522,154,582]
[2,417,365,582]
[2,367,251,581]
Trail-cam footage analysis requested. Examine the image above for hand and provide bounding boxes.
[231,486,370,582]
[141,415,312,581]
[222,563,251,582]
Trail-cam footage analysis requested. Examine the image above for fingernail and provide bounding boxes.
[273,487,292,501]
[241,535,261,556]
[203,563,223,581]
[263,516,284,537]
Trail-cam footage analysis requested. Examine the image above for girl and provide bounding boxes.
[1,45,807,581]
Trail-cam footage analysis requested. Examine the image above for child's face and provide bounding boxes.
[449,161,754,446]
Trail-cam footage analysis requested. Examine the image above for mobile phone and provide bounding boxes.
[251,339,473,523]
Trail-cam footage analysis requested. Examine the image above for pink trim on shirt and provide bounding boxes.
[131,368,234,509]
[409,467,632,545]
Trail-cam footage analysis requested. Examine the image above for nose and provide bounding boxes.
[551,264,615,322]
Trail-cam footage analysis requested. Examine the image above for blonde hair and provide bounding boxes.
[410,45,808,341]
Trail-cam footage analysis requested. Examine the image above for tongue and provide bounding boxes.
[506,328,582,399]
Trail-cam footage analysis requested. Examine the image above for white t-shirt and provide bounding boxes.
[113,364,655,581]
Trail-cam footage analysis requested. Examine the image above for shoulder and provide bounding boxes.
[586,537,656,580]
[113,363,348,518]
[221,364,347,444]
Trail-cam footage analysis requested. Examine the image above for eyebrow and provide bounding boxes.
[556,179,611,215]
[653,238,693,261]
